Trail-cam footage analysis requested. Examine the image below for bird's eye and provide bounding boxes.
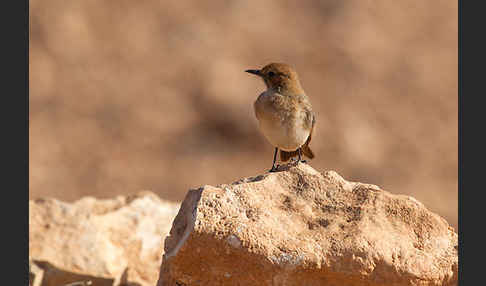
[268,71,275,77]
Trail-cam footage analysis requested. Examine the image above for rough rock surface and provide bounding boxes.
[157,163,458,286]
[29,191,180,286]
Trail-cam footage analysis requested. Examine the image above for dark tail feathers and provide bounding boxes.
[280,141,315,162]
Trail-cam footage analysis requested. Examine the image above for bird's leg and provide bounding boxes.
[298,148,307,164]
[269,147,279,172]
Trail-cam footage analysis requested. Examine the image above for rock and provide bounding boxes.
[30,259,43,286]
[157,163,458,286]
[29,191,180,286]
[30,259,113,286]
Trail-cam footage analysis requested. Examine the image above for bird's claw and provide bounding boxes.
[269,164,280,172]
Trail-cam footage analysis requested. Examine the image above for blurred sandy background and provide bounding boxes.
[29,1,457,229]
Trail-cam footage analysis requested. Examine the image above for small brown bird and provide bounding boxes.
[246,63,315,172]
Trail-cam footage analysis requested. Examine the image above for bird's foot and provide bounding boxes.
[290,159,306,167]
[292,158,307,164]
[269,164,280,172]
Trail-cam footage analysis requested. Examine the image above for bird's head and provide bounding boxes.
[245,63,304,95]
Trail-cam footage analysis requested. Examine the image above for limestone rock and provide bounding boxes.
[157,163,458,286]
[29,191,180,286]
[30,259,113,286]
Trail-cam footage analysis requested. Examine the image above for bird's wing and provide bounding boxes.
[308,111,316,139]
[303,103,315,130]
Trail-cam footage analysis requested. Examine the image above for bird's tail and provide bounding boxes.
[302,142,315,159]
[280,135,315,162]
[280,149,296,162]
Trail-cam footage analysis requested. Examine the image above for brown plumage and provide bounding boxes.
[246,63,316,171]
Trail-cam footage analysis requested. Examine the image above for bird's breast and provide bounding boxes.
[254,91,310,151]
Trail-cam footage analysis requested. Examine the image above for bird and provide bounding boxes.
[246,63,315,172]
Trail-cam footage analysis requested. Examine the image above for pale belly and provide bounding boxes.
[254,90,312,151]
[257,114,310,151]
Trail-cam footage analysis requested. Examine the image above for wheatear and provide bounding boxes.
[246,63,315,172]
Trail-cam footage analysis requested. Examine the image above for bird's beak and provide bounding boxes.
[245,69,261,76]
